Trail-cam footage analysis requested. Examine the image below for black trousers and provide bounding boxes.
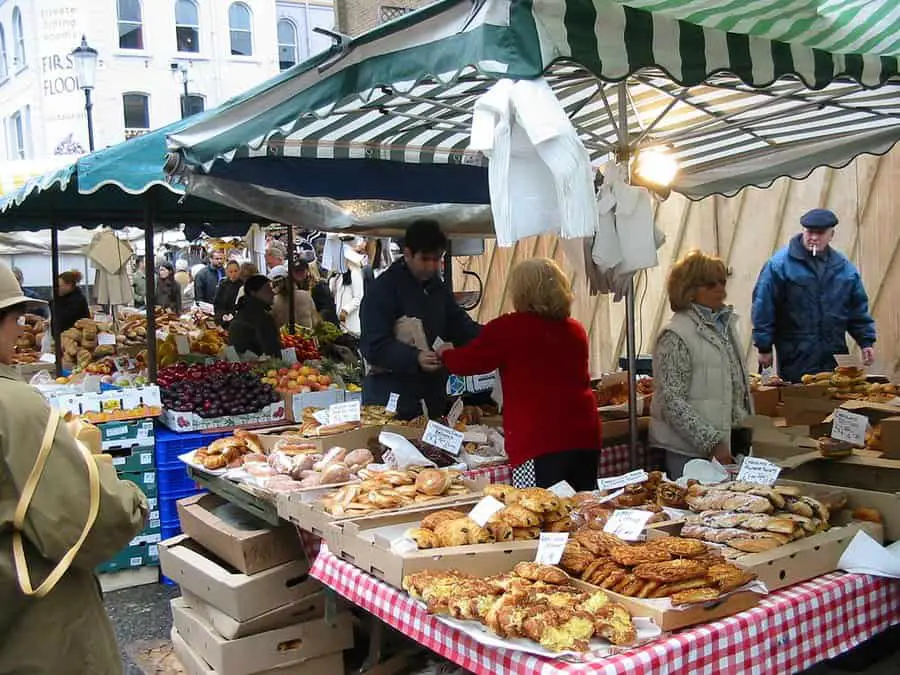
[532,449,600,492]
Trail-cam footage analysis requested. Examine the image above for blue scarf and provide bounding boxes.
[692,303,733,336]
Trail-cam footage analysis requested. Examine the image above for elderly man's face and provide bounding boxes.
[801,227,835,254]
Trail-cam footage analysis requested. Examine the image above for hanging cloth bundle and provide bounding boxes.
[12,408,101,597]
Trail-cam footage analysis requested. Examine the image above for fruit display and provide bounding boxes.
[279,330,321,361]
[403,563,638,651]
[159,362,280,418]
[558,531,757,605]
[320,467,471,515]
[800,366,898,402]
[260,362,337,395]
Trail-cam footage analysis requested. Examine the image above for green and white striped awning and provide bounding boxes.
[167,0,900,201]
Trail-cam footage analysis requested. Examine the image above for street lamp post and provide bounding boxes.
[71,35,98,151]
[178,65,189,119]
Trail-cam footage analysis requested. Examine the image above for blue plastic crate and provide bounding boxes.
[154,424,231,468]
[158,464,199,495]
[159,486,205,524]
[161,516,182,540]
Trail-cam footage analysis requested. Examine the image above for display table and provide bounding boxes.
[310,545,900,675]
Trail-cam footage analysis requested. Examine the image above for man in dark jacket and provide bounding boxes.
[193,250,225,304]
[228,275,281,358]
[752,208,876,383]
[360,220,480,420]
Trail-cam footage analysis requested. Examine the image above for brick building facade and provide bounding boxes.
[334,0,431,36]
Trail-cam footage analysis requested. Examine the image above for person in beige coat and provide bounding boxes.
[269,265,319,330]
[0,261,148,674]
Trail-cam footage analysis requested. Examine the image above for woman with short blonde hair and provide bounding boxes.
[650,250,752,478]
[440,258,601,489]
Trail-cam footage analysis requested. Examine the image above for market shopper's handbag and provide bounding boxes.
[12,407,101,598]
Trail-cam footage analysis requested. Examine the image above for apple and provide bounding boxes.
[267,369,277,378]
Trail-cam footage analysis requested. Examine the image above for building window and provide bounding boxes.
[181,93,204,118]
[277,19,297,71]
[123,93,149,132]
[175,0,199,53]
[7,110,26,159]
[379,6,411,23]
[117,0,144,50]
[228,3,252,56]
[12,7,25,67]
[0,25,8,80]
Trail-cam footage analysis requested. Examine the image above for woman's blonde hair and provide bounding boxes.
[509,258,574,321]
[667,250,727,311]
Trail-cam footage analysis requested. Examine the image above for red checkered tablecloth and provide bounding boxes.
[463,463,512,484]
[310,545,900,675]
[599,443,648,477]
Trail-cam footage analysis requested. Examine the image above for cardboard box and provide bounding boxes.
[160,401,287,433]
[100,419,154,450]
[171,598,351,675]
[746,416,818,460]
[751,386,781,417]
[257,425,382,454]
[180,589,327,640]
[835,400,900,458]
[108,443,155,472]
[97,542,159,573]
[159,535,314,622]
[880,417,900,459]
[177,494,305,575]
[781,394,839,426]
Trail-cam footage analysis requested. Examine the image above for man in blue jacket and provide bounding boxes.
[752,209,876,383]
[360,220,480,420]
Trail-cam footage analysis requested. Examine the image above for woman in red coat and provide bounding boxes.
[439,258,601,490]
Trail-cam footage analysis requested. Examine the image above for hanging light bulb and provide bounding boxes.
[633,147,679,187]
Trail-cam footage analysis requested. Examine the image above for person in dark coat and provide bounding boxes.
[53,269,91,333]
[193,250,225,304]
[155,262,182,313]
[213,260,242,327]
[229,275,281,358]
[292,257,338,325]
[752,208,876,383]
[359,219,480,420]
[11,267,49,318]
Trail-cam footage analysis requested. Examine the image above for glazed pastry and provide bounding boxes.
[633,559,708,583]
[608,544,672,567]
[512,526,541,540]
[493,504,541,528]
[516,488,561,514]
[406,528,440,549]
[484,484,520,504]
[671,588,720,605]
[434,518,474,547]
[513,562,570,585]
[415,469,452,496]
[485,521,514,542]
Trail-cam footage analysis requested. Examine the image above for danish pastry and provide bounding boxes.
[486,521,514,542]
[434,518,474,547]
[516,488,561,514]
[671,587,720,605]
[633,559,708,583]
[420,510,468,531]
[512,526,541,540]
[484,484,520,504]
[513,562,570,585]
[406,528,439,549]
[493,505,541,528]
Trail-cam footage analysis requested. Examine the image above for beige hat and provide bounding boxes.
[0,261,47,312]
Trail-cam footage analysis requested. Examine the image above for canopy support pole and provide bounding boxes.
[144,202,158,382]
[287,224,295,335]
[50,223,62,378]
[616,80,641,471]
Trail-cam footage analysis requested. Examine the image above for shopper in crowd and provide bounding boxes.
[131,256,147,308]
[439,258,601,489]
[213,260,243,327]
[752,208,876,383]
[330,238,366,336]
[53,269,91,333]
[155,262,182,313]
[229,274,281,358]
[11,267,48,318]
[193,250,225,304]
[650,251,753,478]
[0,261,148,674]
[360,219,480,420]
[293,257,338,325]
[174,259,191,291]
[234,261,259,305]
[265,242,286,272]
[270,265,319,330]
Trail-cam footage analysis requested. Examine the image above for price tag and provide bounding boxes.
[107,426,128,437]
[446,398,464,427]
[831,408,869,447]
[834,354,864,370]
[432,336,445,351]
[328,400,361,424]
[97,333,117,346]
[548,481,576,498]
[197,302,214,315]
[174,334,191,355]
[141,386,162,408]
[422,420,465,455]
[122,389,142,411]
[534,532,570,565]
[603,509,654,541]
[143,472,155,484]
[312,409,331,425]
[281,348,298,365]
[114,356,137,372]
[598,488,625,504]
[468,496,505,527]
[597,469,648,492]
[149,544,158,557]
[223,346,240,363]
[386,392,399,414]
[736,457,782,486]
[140,452,153,465]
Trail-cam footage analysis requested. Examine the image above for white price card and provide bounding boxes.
[122,389,142,411]
[736,457,782,486]
[446,398,464,427]
[534,532,570,565]
[97,333,117,346]
[603,509,655,541]
[197,301,214,315]
[174,334,191,355]
[142,386,162,408]
[79,393,102,413]
[831,408,869,447]
[281,348,298,365]
[834,354,864,370]
[598,488,625,504]
[312,409,331,425]
[468,496,506,527]
[432,336,445,351]
[223,345,240,363]
[547,481,576,498]
[386,392,400,414]
[597,469,648,492]
[422,420,465,455]
[328,400,361,424]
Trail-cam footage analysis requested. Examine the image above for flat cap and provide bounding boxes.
[800,208,838,230]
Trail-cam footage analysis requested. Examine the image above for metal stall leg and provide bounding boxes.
[50,224,62,378]
[144,203,158,382]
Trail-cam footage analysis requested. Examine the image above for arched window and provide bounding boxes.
[0,26,8,80]
[123,93,150,131]
[277,19,297,71]
[117,0,143,50]
[12,7,25,67]
[175,0,199,53]
[181,93,204,118]
[228,3,252,56]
